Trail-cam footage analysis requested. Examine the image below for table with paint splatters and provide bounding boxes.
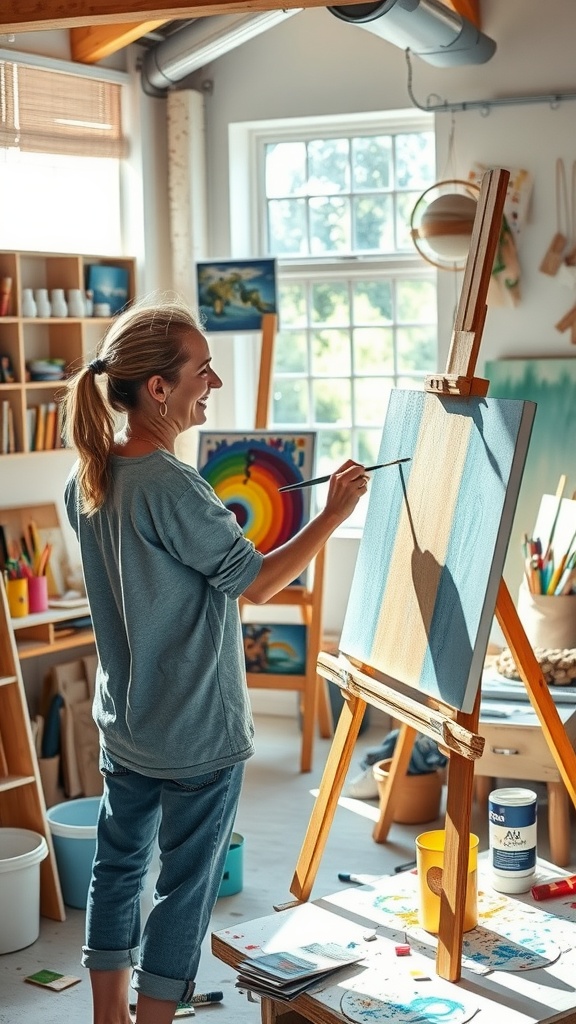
[212,859,576,1024]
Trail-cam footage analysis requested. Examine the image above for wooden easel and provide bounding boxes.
[286,169,576,982]
[240,313,333,773]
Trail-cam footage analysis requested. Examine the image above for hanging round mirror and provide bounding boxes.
[410,179,480,271]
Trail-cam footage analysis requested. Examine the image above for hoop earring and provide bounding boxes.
[159,400,167,418]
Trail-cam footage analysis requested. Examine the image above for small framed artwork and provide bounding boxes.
[196,258,277,332]
[197,430,316,580]
[242,623,307,675]
[86,265,129,316]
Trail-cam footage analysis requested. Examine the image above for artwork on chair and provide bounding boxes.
[196,258,277,332]
[242,623,307,675]
[485,357,576,601]
[339,388,535,713]
[197,431,316,558]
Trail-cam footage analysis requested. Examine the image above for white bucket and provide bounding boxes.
[0,828,49,954]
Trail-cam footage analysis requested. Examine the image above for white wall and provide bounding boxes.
[4,0,576,641]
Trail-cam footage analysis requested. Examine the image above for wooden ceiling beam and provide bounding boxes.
[70,21,169,63]
[0,0,350,35]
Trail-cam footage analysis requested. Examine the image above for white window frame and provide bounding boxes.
[228,109,437,464]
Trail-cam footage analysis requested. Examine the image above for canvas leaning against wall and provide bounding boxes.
[196,258,277,332]
[197,431,316,559]
[485,357,576,601]
[242,623,307,675]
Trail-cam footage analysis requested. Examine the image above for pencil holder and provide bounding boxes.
[517,580,576,649]
[6,579,29,618]
[28,575,49,614]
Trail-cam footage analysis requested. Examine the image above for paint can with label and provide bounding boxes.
[488,787,537,893]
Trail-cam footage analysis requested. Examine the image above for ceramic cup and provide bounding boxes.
[6,578,29,618]
[415,829,479,933]
[28,575,49,614]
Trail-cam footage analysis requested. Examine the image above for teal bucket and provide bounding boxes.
[218,832,244,898]
[46,797,100,909]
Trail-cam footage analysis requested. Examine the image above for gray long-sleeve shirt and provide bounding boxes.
[65,450,263,778]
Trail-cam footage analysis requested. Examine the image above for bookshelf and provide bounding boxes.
[0,249,136,456]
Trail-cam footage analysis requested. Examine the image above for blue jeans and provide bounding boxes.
[81,751,245,1002]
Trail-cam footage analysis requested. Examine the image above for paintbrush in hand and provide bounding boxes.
[278,457,411,492]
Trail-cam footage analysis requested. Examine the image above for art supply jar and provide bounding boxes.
[489,787,537,893]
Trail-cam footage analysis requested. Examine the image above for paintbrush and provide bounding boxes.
[278,457,411,492]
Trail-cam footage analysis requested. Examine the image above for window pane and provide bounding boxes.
[309,196,350,254]
[0,151,121,252]
[312,378,351,424]
[396,190,421,250]
[272,378,309,423]
[357,428,382,466]
[397,326,437,372]
[268,198,308,255]
[311,282,349,325]
[354,377,394,424]
[314,428,352,507]
[265,141,307,197]
[352,135,392,191]
[395,132,435,189]
[397,279,437,322]
[353,327,394,373]
[278,281,307,326]
[308,138,350,194]
[353,281,393,324]
[398,375,427,389]
[353,194,394,251]
[312,330,351,375]
[275,331,308,372]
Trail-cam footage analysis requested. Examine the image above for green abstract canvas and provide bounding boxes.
[485,357,576,601]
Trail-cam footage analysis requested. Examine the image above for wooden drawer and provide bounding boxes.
[476,721,561,782]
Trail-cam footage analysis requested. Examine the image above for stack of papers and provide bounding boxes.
[236,941,366,1001]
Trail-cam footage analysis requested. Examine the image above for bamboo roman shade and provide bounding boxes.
[0,60,127,158]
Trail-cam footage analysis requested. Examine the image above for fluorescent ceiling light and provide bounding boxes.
[141,10,303,94]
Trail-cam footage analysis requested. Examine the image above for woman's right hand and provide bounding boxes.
[323,459,369,524]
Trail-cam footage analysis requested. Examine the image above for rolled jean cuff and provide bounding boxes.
[81,944,139,972]
[132,965,193,1003]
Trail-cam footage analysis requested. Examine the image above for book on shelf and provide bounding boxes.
[235,941,366,1002]
[1,399,15,454]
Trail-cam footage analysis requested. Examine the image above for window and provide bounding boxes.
[255,113,437,525]
[0,56,127,254]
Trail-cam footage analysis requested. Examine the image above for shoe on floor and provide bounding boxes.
[345,766,379,800]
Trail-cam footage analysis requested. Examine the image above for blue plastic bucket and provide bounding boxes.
[46,797,100,909]
[218,832,244,898]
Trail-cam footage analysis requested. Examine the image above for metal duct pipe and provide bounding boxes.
[141,10,302,96]
[328,0,496,67]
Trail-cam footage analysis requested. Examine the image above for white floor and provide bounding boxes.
[1,712,573,1024]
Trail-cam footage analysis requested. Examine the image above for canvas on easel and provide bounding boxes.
[340,388,535,712]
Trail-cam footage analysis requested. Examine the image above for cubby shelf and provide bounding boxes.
[0,249,136,455]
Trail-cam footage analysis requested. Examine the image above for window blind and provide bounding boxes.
[0,60,127,158]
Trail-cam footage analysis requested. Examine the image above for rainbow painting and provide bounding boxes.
[197,431,316,556]
[339,389,535,713]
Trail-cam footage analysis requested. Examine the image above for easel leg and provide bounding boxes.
[496,579,576,810]
[436,687,481,983]
[291,692,366,902]
[372,722,417,843]
[261,997,307,1023]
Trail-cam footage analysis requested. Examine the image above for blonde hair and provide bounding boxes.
[62,298,203,516]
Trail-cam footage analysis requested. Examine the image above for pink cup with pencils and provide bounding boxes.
[28,574,49,613]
